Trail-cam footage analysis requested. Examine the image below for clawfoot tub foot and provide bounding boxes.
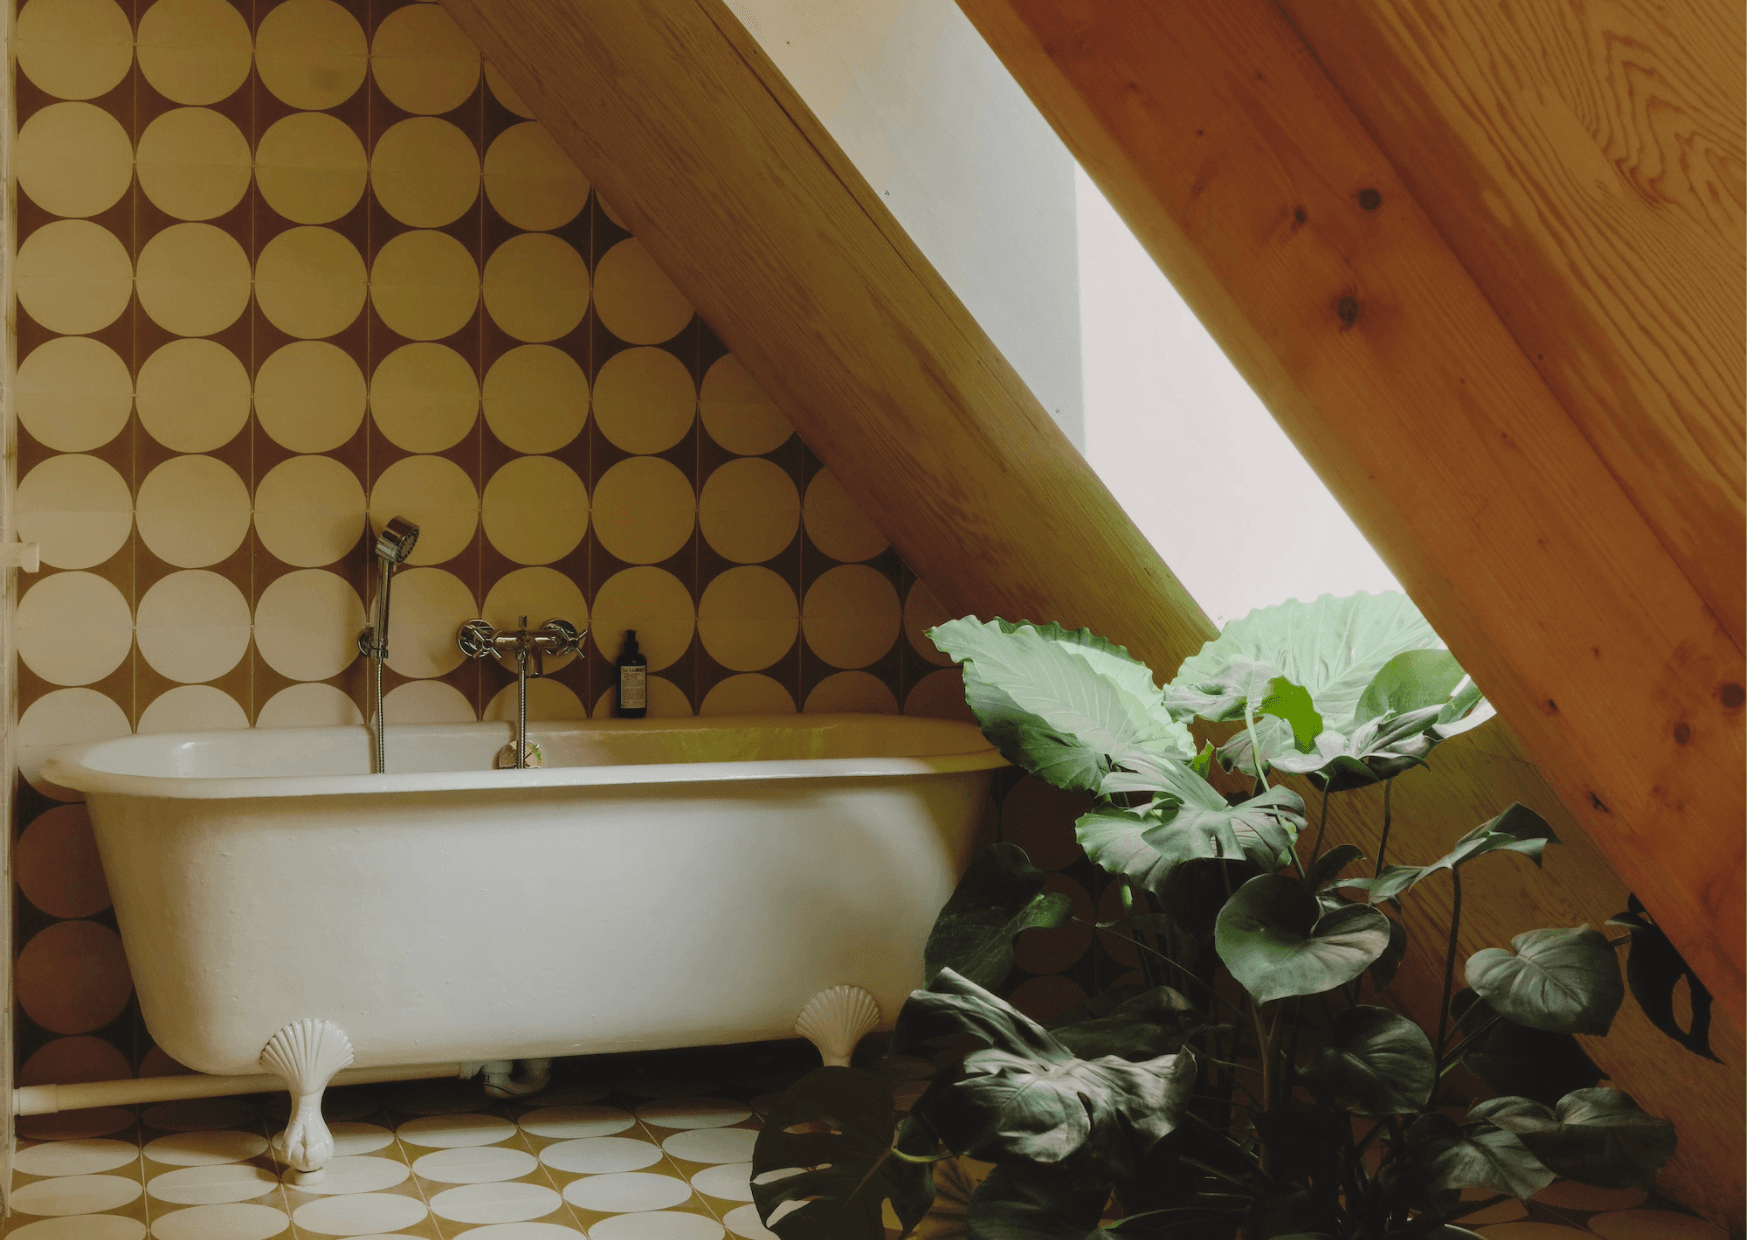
[261,1018,355,1185]
[795,986,881,1068]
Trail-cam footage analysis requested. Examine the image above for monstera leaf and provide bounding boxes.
[1298,1006,1435,1116]
[898,971,1195,1174]
[1075,785,1303,898]
[1470,1089,1675,1189]
[1343,805,1557,904]
[964,1165,1114,1239]
[1216,874,1392,1004]
[925,844,1073,991]
[1466,926,1624,1036]
[1406,1110,1555,1200]
[930,618,1194,793]
[1049,985,1200,1063]
[1449,990,1605,1106]
[750,1066,933,1240]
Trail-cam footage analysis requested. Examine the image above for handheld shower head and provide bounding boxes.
[375,517,420,565]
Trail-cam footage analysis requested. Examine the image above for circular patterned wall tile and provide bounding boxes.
[1012,874,1093,974]
[17,219,133,335]
[254,568,366,681]
[1007,974,1087,1025]
[379,566,476,680]
[370,342,480,453]
[431,1181,561,1225]
[18,571,133,687]
[137,685,250,734]
[590,1210,725,1240]
[483,345,587,454]
[137,0,253,105]
[369,456,479,566]
[19,1110,137,1143]
[255,111,368,225]
[142,1097,256,1133]
[20,1036,130,1091]
[592,675,692,720]
[697,567,797,672]
[902,581,957,665]
[699,356,789,456]
[371,116,481,228]
[255,455,367,568]
[13,1137,138,1178]
[802,671,897,715]
[483,676,585,724]
[689,1163,753,1202]
[137,222,252,338]
[137,455,251,568]
[801,565,899,669]
[562,1171,692,1214]
[699,674,794,717]
[398,1112,517,1149]
[539,1136,663,1175]
[638,1098,754,1131]
[257,225,368,340]
[383,679,476,725]
[484,61,536,118]
[16,0,133,100]
[481,456,589,566]
[17,337,132,452]
[17,805,111,918]
[591,457,693,566]
[137,338,252,453]
[370,0,479,114]
[155,1202,292,1240]
[388,1077,489,1115]
[136,570,252,683]
[371,228,480,341]
[592,346,694,455]
[590,567,694,672]
[484,233,589,343]
[255,340,368,452]
[484,122,589,232]
[17,101,133,218]
[289,1155,411,1196]
[517,1105,633,1140]
[1003,778,1088,871]
[903,667,973,722]
[255,0,368,110]
[17,454,133,570]
[723,1203,779,1239]
[148,1164,280,1205]
[411,1145,537,1185]
[803,469,887,562]
[257,682,363,728]
[18,688,132,798]
[660,1129,757,1166]
[482,568,588,668]
[145,1130,269,1166]
[137,107,253,221]
[10,1173,141,1217]
[700,458,798,565]
[594,239,693,345]
[17,920,132,1035]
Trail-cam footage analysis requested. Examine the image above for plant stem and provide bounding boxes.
[1309,782,1332,863]
[1439,1010,1503,1075]
[1116,882,1160,989]
[1251,1002,1276,1115]
[1373,778,1396,874]
[1242,704,1268,796]
[1433,867,1465,1071]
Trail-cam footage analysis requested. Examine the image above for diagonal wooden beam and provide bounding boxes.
[951,0,1745,1032]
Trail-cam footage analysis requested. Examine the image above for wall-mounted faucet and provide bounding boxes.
[357,518,420,775]
[458,617,585,769]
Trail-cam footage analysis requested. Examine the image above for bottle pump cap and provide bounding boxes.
[624,629,639,654]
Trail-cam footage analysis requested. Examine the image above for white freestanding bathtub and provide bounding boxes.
[43,713,1003,1178]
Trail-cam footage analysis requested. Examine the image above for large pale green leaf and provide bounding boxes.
[1298,1006,1435,1116]
[1472,1089,1675,1189]
[1343,804,1557,904]
[931,618,1193,793]
[750,1066,932,1240]
[1215,874,1393,1004]
[1406,1111,1554,1200]
[1466,926,1624,1036]
[925,843,1073,991]
[1075,786,1304,897]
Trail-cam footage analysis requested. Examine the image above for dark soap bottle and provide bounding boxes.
[615,629,647,718]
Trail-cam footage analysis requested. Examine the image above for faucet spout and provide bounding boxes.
[456,617,585,771]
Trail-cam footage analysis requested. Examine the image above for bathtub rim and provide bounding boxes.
[44,712,1010,802]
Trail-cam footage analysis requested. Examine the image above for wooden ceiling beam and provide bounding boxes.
[951,0,1745,1025]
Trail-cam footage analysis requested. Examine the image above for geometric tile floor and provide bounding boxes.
[1,1042,1726,1239]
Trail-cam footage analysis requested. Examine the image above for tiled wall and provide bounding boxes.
[7,0,1101,1110]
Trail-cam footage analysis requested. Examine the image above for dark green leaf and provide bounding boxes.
[1259,677,1322,751]
[1305,844,1365,893]
[1298,1006,1435,1115]
[893,967,1061,1064]
[1470,1088,1675,1189]
[1160,857,1264,937]
[1215,874,1392,1004]
[1406,1111,1554,1200]
[750,1066,931,1240]
[1609,895,1720,1061]
[1466,926,1624,1035]
[1341,805,1557,904]
[1370,915,1409,989]
[1451,990,1604,1105]
[926,843,1074,991]
[1255,1101,1347,1183]
[965,1164,1111,1240]
[1355,649,1466,726]
[1050,986,1200,1062]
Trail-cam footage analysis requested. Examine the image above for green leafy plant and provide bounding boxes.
[751,593,1688,1239]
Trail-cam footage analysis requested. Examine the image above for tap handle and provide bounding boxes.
[457,619,498,660]
[540,618,583,655]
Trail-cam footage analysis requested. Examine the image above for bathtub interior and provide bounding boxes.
[68,713,999,781]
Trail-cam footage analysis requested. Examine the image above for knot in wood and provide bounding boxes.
[1336,295,1359,328]
[1358,187,1382,211]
